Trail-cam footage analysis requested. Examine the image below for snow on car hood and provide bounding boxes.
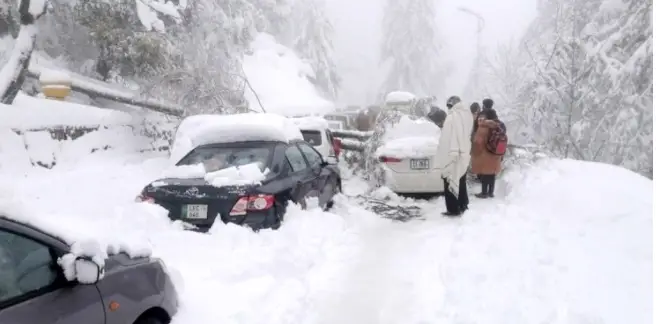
[375,116,440,158]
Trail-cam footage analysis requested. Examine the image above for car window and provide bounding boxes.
[285,145,308,172]
[297,143,323,167]
[0,230,58,305]
[300,130,322,146]
[177,145,273,172]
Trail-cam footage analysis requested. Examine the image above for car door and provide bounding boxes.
[284,144,314,207]
[0,225,105,324]
[296,142,333,207]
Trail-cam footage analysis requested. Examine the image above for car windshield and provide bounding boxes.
[177,145,273,172]
[301,130,322,146]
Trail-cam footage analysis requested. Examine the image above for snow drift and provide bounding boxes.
[243,33,335,116]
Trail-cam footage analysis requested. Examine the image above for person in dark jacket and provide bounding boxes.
[482,98,494,111]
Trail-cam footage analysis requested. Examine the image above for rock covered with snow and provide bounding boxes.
[170,113,303,164]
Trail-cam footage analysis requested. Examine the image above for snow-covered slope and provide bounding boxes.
[243,33,335,116]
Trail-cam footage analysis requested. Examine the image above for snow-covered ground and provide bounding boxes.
[1,136,651,323]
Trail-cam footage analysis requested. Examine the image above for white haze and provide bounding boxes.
[327,0,537,106]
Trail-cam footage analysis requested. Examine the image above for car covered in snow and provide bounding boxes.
[136,113,342,232]
[364,91,444,195]
[291,116,342,162]
[0,215,178,324]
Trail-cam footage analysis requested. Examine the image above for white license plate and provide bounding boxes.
[183,204,208,219]
[410,159,430,170]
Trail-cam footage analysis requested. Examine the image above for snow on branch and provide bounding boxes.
[0,0,47,104]
[135,0,185,32]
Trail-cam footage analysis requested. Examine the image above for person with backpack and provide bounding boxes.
[471,108,507,198]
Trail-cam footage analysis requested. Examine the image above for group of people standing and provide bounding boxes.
[433,96,507,217]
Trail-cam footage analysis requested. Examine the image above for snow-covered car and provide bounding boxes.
[363,91,443,195]
[0,216,178,324]
[291,116,342,162]
[136,113,342,232]
[374,116,444,194]
[323,113,352,130]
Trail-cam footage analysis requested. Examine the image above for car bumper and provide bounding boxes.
[380,166,444,193]
[184,209,279,232]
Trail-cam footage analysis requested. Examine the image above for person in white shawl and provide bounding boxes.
[435,96,474,216]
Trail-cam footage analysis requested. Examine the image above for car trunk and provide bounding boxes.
[145,178,252,229]
[378,138,440,174]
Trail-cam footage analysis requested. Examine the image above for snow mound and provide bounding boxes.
[385,91,416,104]
[291,116,330,131]
[39,68,71,84]
[170,113,303,164]
[3,93,132,128]
[376,116,440,158]
[243,33,335,116]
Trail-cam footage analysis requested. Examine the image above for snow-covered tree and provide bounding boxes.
[0,0,48,104]
[287,0,339,99]
[478,0,653,178]
[378,0,448,98]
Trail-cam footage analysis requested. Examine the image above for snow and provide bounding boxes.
[375,115,441,158]
[384,91,416,104]
[170,113,303,164]
[205,163,270,188]
[243,33,335,116]
[0,25,38,99]
[27,0,47,17]
[0,105,651,324]
[291,116,330,131]
[39,68,71,85]
[3,93,133,128]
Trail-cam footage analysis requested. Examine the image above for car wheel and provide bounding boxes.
[135,317,164,324]
[325,178,341,210]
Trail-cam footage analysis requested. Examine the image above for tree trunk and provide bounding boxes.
[0,0,46,104]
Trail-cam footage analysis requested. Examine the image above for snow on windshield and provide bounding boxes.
[161,162,270,188]
[170,113,302,164]
[376,115,440,158]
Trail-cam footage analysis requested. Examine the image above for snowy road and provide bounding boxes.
[3,152,652,324]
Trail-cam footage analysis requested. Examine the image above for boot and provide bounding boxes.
[475,192,488,198]
[488,177,496,198]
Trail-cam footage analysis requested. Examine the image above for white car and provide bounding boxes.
[290,116,341,162]
[374,115,444,194]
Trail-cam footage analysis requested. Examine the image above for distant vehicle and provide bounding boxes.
[323,113,352,130]
[291,116,342,162]
[365,91,444,195]
[137,113,342,231]
[0,216,178,324]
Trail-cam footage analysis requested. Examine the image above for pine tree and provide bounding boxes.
[287,0,340,100]
[378,0,447,99]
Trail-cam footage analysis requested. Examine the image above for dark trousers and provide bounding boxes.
[480,174,496,194]
[443,175,469,214]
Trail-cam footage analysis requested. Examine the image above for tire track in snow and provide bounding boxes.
[314,209,458,324]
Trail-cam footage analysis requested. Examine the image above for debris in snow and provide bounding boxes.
[205,163,270,188]
[170,113,304,164]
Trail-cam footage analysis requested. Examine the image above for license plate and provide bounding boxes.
[410,158,430,170]
[182,204,208,219]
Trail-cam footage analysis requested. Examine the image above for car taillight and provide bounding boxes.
[332,138,342,157]
[230,194,275,216]
[135,194,155,203]
[378,156,402,163]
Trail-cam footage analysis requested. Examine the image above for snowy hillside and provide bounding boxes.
[0,100,651,323]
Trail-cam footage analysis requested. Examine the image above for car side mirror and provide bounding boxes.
[73,256,103,284]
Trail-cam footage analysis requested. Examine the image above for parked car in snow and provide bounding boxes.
[291,116,342,162]
[136,113,342,232]
[0,216,178,324]
[364,91,444,195]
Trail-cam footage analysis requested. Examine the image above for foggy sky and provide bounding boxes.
[326,0,537,106]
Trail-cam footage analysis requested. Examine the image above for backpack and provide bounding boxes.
[486,122,508,156]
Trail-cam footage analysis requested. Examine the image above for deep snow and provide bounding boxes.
[1,145,651,323]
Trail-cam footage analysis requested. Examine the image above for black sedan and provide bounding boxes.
[136,139,342,231]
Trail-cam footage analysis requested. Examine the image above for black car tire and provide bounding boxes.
[325,178,341,210]
[135,316,165,324]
